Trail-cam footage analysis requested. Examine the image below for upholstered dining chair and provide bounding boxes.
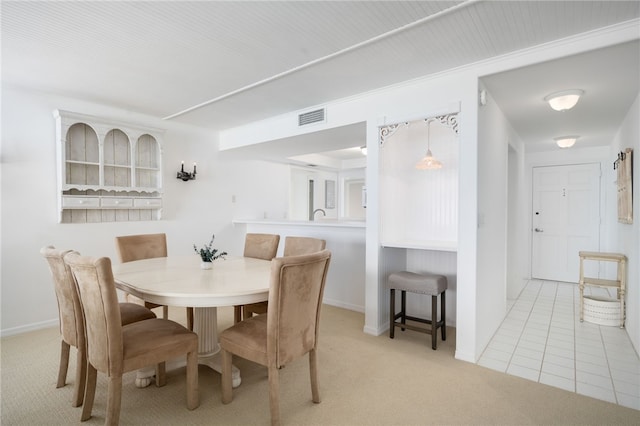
[64,252,199,425]
[283,236,327,256]
[233,233,280,323]
[115,233,194,330]
[220,249,332,426]
[40,246,157,408]
[242,236,327,320]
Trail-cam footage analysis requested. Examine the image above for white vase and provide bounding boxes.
[200,261,213,270]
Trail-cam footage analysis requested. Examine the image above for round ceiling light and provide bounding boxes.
[544,89,584,111]
[554,136,579,148]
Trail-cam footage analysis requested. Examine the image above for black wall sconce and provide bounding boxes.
[177,161,196,181]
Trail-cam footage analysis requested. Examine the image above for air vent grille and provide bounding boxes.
[298,108,325,126]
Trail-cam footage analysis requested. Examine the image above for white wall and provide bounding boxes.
[242,221,366,313]
[288,166,339,221]
[0,86,291,335]
[507,141,529,300]
[475,86,512,355]
[219,23,638,363]
[608,94,640,352]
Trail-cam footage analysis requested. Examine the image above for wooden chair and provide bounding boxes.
[64,252,199,425]
[115,233,194,330]
[40,246,156,409]
[233,233,280,323]
[220,250,332,426]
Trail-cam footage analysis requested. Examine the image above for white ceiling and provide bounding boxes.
[482,40,640,153]
[2,1,639,160]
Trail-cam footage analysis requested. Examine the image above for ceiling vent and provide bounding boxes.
[298,108,325,126]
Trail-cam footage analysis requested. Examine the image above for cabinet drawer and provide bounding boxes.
[101,198,134,208]
[133,198,162,208]
[62,196,100,208]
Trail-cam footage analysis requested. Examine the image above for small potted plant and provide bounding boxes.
[194,234,227,269]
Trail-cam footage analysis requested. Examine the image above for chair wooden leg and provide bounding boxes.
[105,375,122,426]
[233,306,242,323]
[186,350,199,410]
[156,362,166,387]
[268,364,281,426]
[309,349,321,403]
[57,340,70,388]
[431,295,437,350]
[72,344,87,407]
[81,364,98,421]
[441,291,446,341]
[221,349,233,404]
[187,307,194,331]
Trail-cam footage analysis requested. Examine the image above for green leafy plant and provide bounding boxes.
[193,234,227,262]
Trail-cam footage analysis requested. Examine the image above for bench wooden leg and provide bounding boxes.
[400,290,406,331]
[389,289,395,339]
[389,287,447,350]
[441,291,446,341]
[431,295,437,350]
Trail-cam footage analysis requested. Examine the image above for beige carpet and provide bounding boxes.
[2,305,639,425]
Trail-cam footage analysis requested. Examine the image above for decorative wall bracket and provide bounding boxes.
[379,112,459,145]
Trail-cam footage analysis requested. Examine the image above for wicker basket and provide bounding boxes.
[583,296,620,326]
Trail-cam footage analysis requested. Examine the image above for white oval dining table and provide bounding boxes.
[112,255,271,388]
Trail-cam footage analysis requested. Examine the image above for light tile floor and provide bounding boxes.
[478,279,640,410]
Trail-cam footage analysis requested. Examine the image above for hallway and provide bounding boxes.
[478,280,639,410]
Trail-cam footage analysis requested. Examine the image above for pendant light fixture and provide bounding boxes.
[415,118,442,170]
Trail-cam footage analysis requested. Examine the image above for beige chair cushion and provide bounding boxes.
[220,314,268,365]
[387,271,447,295]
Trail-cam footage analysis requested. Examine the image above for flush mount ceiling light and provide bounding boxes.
[554,136,579,148]
[416,118,442,170]
[544,89,584,111]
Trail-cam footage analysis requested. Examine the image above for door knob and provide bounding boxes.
[534,228,544,232]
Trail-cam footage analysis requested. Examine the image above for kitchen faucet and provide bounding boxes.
[311,208,326,221]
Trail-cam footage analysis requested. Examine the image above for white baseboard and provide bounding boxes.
[1,319,58,338]
[322,297,364,313]
[455,349,476,363]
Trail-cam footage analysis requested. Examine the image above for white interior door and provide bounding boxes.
[531,163,600,282]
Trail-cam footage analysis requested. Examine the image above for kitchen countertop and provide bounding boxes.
[232,219,366,228]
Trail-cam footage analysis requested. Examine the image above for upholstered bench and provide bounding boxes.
[387,271,447,350]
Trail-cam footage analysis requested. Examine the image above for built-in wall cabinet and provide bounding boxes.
[54,110,163,223]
